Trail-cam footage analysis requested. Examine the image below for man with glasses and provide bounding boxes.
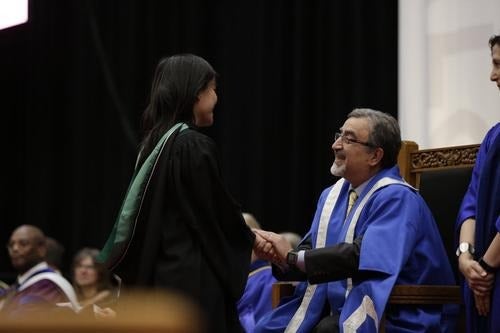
[254,109,457,332]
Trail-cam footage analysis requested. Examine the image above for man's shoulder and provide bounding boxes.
[21,270,68,286]
[20,272,69,293]
[376,180,416,196]
[20,278,62,292]
[14,278,67,305]
[19,271,78,304]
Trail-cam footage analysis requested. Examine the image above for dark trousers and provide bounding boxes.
[312,314,340,333]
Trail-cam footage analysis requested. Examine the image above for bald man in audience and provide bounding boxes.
[0,225,80,318]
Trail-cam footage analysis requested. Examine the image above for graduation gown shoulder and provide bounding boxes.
[115,127,254,302]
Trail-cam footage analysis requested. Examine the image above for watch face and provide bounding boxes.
[459,242,469,252]
[457,242,475,257]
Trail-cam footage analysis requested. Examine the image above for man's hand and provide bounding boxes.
[253,229,292,266]
[252,229,277,262]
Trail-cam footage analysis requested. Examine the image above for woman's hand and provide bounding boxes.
[474,292,491,316]
[459,254,494,296]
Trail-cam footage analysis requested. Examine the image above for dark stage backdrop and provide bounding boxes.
[0,0,397,280]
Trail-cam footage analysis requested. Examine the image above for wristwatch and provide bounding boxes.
[286,250,299,267]
[455,242,475,257]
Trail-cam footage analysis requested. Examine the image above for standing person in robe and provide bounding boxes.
[0,225,80,318]
[98,54,256,333]
[253,109,457,332]
[455,34,500,333]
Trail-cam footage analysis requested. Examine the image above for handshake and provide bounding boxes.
[251,229,294,268]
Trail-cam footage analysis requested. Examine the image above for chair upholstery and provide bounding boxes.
[398,141,479,279]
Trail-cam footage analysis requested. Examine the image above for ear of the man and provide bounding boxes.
[368,147,384,166]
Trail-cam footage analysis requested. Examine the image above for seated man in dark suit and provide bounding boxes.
[0,225,80,318]
[254,109,457,332]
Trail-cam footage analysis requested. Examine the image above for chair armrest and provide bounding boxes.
[388,285,462,305]
[272,282,297,308]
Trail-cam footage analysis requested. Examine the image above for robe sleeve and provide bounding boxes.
[304,236,363,284]
[456,125,496,228]
[357,186,419,276]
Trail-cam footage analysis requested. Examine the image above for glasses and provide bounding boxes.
[334,132,374,148]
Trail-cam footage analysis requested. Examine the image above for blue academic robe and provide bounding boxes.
[456,123,500,333]
[238,260,277,332]
[255,166,457,332]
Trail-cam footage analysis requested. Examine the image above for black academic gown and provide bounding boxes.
[116,127,255,333]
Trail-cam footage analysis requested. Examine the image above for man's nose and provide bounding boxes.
[332,138,342,150]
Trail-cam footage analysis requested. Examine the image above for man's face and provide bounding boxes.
[331,117,376,187]
[491,44,500,90]
[7,227,45,274]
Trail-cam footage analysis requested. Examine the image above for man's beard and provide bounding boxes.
[12,257,40,275]
[330,160,346,177]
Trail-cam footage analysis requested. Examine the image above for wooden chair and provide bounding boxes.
[397,141,479,278]
[272,140,480,332]
[385,141,480,332]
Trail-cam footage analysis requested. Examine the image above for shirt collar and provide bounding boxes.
[17,261,49,285]
[350,175,373,196]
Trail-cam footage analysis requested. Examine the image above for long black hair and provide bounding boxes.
[139,54,217,163]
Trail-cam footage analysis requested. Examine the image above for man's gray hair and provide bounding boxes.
[347,108,401,168]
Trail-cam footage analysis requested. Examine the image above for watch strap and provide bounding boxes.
[286,250,298,266]
[456,242,475,257]
[478,257,496,273]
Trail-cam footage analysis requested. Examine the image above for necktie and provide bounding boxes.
[346,189,358,216]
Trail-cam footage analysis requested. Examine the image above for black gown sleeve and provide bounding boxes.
[304,235,363,284]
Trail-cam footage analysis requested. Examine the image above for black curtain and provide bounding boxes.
[0,0,397,280]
